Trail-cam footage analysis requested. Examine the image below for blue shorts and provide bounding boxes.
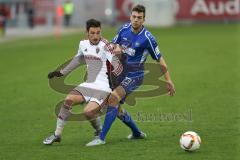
[119,76,143,103]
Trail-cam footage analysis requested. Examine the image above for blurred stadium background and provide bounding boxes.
[0,0,239,37]
[0,0,239,160]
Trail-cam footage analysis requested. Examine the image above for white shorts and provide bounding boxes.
[74,82,111,105]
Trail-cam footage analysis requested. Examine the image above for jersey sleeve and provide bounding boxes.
[112,32,121,44]
[75,43,84,57]
[60,42,84,75]
[105,49,123,76]
[145,31,162,61]
[102,38,113,62]
[105,48,113,62]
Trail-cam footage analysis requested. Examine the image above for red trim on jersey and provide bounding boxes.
[101,38,114,55]
[113,64,123,76]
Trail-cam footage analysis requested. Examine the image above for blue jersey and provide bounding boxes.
[112,23,161,78]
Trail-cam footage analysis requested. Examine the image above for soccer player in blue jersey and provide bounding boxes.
[86,4,175,146]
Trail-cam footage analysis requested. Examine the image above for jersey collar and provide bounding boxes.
[89,38,102,46]
[131,25,145,35]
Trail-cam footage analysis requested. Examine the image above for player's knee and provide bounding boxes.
[63,99,73,110]
[66,90,84,104]
[117,108,125,120]
[65,94,81,106]
[83,107,94,119]
[108,94,119,106]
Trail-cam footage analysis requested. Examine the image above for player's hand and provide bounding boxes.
[105,43,123,55]
[166,80,175,96]
[48,71,63,79]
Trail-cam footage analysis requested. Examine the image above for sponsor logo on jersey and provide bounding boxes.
[135,42,140,47]
[124,48,135,56]
[84,55,101,61]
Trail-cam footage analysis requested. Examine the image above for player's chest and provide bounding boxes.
[121,34,146,50]
[82,45,105,58]
[121,35,147,57]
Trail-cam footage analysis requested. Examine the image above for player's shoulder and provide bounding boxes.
[79,38,88,43]
[100,38,114,54]
[79,38,88,46]
[143,28,155,39]
[118,23,131,33]
[121,23,131,29]
[143,28,158,44]
[100,37,111,50]
[100,37,109,45]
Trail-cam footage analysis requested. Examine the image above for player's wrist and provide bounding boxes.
[166,79,174,86]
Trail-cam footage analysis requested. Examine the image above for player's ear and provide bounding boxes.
[86,30,89,37]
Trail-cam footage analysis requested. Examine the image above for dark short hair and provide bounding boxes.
[132,4,146,17]
[86,19,101,31]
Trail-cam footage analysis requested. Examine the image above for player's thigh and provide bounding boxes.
[84,101,101,118]
[108,86,126,106]
[65,90,85,105]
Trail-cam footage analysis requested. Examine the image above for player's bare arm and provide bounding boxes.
[159,57,175,96]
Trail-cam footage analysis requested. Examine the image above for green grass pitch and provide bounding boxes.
[0,24,239,160]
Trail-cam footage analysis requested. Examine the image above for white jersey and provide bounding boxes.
[76,39,113,86]
[60,38,122,104]
[76,38,113,92]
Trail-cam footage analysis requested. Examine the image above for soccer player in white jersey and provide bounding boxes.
[43,19,122,145]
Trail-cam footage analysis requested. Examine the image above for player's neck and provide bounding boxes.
[131,26,143,34]
[89,39,101,45]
